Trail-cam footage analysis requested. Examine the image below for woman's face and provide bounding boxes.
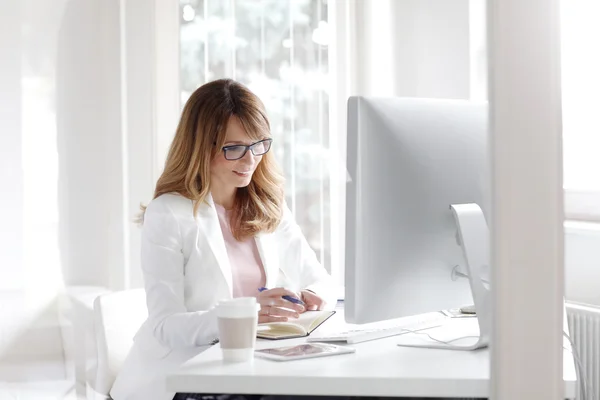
[210,116,264,192]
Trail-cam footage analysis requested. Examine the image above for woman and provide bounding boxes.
[110,79,337,400]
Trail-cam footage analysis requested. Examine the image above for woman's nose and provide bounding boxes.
[242,148,255,161]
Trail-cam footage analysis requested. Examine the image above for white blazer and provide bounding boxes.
[110,193,337,400]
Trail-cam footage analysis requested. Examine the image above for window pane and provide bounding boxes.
[179,0,331,270]
[560,0,600,191]
[180,0,207,104]
[469,1,600,192]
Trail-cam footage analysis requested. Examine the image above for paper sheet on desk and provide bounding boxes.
[397,318,481,347]
[315,310,445,334]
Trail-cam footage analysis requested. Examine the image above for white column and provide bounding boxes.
[489,0,564,399]
[56,0,121,288]
[119,0,154,289]
[328,0,358,289]
[154,0,181,178]
[119,0,181,289]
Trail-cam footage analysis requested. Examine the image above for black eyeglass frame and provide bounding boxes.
[221,138,273,160]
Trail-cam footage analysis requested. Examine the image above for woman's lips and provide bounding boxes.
[233,170,251,177]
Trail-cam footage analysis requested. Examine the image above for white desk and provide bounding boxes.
[166,311,577,398]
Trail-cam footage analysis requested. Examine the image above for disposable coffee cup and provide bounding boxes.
[216,297,259,362]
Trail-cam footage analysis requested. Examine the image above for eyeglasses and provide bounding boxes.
[221,138,273,160]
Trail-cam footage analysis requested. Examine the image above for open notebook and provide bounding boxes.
[257,310,336,340]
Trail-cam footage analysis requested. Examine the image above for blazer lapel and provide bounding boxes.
[196,194,233,297]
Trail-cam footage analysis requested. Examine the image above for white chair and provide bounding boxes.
[93,288,147,398]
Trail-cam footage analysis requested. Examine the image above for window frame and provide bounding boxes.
[564,190,600,222]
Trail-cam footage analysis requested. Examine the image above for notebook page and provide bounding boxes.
[297,311,334,332]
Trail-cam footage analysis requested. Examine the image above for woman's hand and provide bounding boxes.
[257,287,305,323]
[300,289,326,311]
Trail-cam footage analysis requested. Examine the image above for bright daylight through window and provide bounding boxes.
[472,0,600,221]
[179,0,333,269]
[560,0,600,221]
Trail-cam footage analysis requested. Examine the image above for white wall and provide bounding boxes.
[351,0,470,99]
[0,0,126,291]
[390,0,471,99]
[0,0,68,368]
[0,0,135,370]
[565,223,600,306]
[1,0,172,306]
[0,0,158,293]
[0,0,24,293]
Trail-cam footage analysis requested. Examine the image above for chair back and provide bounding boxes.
[93,288,147,397]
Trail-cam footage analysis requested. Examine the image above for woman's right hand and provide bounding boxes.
[257,287,305,323]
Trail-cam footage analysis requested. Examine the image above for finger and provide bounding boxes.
[301,290,320,303]
[300,290,326,310]
[261,298,305,313]
[315,298,326,310]
[258,304,301,318]
[259,287,301,299]
[316,299,327,310]
[258,315,288,323]
[256,294,305,311]
[266,306,300,319]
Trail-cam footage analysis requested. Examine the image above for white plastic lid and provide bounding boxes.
[216,297,259,318]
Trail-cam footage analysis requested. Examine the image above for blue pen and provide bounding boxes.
[258,287,304,305]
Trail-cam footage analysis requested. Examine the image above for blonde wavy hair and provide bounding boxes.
[140,79,284,240]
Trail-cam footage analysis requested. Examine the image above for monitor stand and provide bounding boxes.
[397,203,491,351]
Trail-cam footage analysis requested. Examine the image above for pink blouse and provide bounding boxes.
[215,204,266,297]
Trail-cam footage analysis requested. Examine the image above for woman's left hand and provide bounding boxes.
[300,290,326,311]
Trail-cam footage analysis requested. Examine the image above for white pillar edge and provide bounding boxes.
[489,0,564,399]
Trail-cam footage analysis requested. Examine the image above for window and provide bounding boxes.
[470,0,600,222]
[560,0,600,221]
[179,0,333,270]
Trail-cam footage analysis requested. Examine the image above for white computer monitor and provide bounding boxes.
[345,97,490,327]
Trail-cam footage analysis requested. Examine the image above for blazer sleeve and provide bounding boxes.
[276,204,339,309]
[141,197,219,349]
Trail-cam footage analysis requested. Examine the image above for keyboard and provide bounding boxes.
[307,312,447,344]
